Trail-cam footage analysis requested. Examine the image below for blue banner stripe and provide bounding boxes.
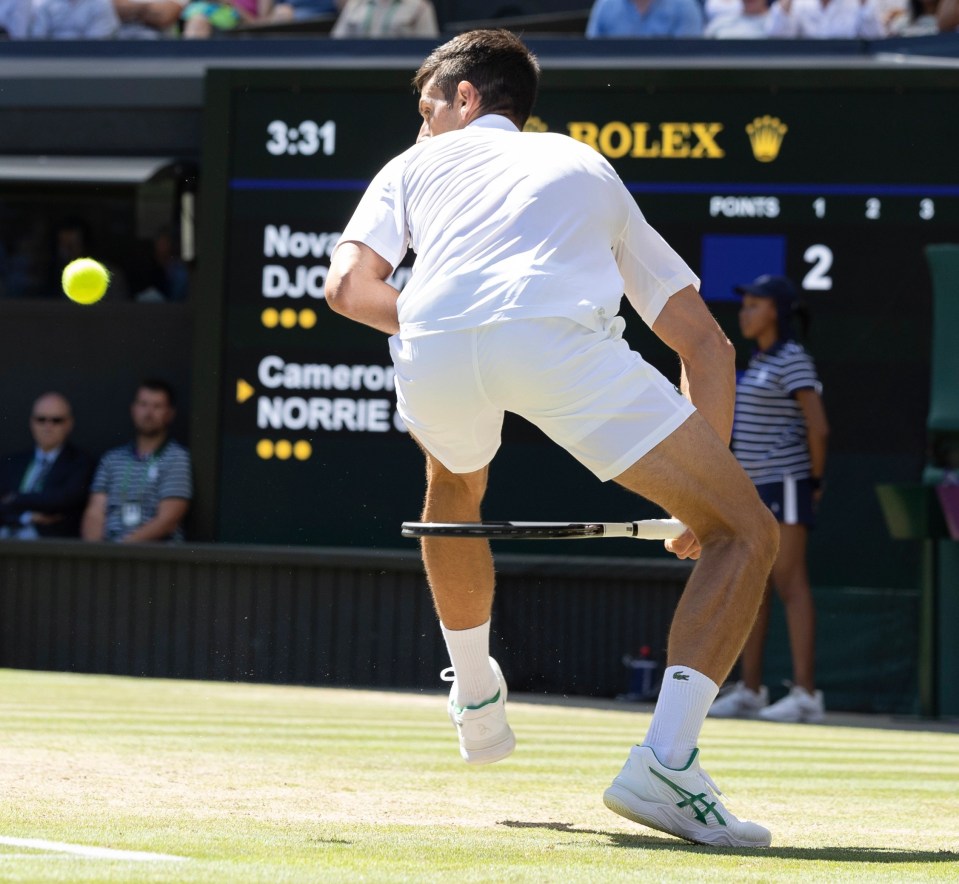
[231,178,959,198]
[623,182,959,197]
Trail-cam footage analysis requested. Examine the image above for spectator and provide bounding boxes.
[900,0,941,34]
[586,0,704,37]
[113,0,185,37]
[29,0,120,37]
[0,0,31,36]
[270,0,341,22]
[331,0,438,37]
[0,393,94,540]
[939,0,958,28]
[706,0,770,36]
[133,227,189,302]
[765,0,887,37]
[704,0,743,23]
[874,0,912,30]
[709,275,830,723]
[81,379,192,543]
[181,0,270,36]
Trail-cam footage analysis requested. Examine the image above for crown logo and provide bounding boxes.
[523,115,549,133]
[746,115,788,162]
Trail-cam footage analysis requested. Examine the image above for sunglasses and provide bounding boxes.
[32,415,67,424]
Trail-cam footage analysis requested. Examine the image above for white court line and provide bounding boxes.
[0,836,186,862]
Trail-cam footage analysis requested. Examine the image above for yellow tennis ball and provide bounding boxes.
[62,258,110,305]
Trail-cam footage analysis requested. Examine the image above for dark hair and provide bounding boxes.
[136,378,176,407]
[412,29,540,129]
[735,274,810,342]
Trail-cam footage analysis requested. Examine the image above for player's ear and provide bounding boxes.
[456,80,482,123]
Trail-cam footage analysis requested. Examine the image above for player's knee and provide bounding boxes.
[740,504,779,572]
[702,499,777,570]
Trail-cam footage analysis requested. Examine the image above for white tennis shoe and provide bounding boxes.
[707,681,769,719]
[441,657,515,765]
[758,685,825,723]
[603,746,771,847]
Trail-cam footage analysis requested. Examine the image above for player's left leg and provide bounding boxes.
[418,452,493,630]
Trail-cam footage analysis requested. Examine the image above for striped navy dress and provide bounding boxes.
[731,340,821,486]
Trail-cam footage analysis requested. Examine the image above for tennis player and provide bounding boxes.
[326,29,779,848]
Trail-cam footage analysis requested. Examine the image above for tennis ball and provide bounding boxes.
[62,258,110,305]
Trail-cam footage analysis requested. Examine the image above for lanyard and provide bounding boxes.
[119,441,168,503]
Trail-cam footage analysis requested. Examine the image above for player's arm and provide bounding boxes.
[120,498,190,543]
[796,388,829,494]
[81,492,108,541]
[326,241,401,335]
[651,285,736,444]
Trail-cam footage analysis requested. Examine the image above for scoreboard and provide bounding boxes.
[197,63,959,579]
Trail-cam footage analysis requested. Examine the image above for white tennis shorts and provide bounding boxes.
[388,317,696,481]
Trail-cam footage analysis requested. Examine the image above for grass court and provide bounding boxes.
[0,668,957,883]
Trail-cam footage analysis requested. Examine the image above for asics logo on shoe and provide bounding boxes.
[672,672,690,681]
[650,769,727,826]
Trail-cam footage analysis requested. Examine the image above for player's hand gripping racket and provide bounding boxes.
[400,518,686,541]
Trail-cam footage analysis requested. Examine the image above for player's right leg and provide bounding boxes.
[390,329,514,764]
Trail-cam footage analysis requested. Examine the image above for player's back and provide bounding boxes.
[397,118,634,336]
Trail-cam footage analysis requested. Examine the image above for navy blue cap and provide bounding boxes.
[734,274,798,304]
[734,275,800,341]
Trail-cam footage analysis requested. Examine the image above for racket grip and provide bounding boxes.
[633,518,687,540]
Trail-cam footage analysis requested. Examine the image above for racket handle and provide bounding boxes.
[631,518,687,540]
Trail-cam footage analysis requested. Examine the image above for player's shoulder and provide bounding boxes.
[530,130,601,156]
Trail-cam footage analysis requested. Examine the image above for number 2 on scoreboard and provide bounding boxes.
[802,244,833,291]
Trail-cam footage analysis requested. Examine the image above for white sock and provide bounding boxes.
[641,666,719,768]
[441,620,498,706]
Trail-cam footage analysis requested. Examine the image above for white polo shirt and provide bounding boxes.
[338,114,699,339]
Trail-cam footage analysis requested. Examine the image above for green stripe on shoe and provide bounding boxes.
[450,689,501,714]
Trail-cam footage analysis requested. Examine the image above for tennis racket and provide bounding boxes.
[400,518,686,541]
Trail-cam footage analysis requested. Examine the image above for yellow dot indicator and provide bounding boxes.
[299,309,317,329]
[293,440,312,461]
[274,439,293,460]
[262,308,279,328]
[279,308,298,329]
[256,439,274,459]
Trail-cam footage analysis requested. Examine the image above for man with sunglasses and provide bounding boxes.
[0,392,94,539]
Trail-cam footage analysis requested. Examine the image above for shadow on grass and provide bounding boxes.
[499,821,959,864]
